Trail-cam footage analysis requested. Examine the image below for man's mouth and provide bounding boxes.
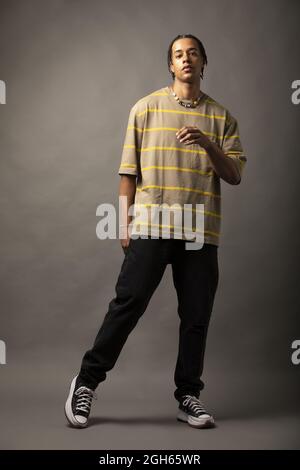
[182,66,193,72]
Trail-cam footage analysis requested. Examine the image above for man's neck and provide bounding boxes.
[171,80,201,101]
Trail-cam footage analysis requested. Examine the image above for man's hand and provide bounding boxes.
[176,126,212,150]
[120,229,131,253]
[119,174,136,253]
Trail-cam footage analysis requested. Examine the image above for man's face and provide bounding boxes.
[170,38,204,82]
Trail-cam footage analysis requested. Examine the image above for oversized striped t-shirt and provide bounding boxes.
[118,85,247,246]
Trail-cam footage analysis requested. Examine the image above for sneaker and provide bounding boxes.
[177,394,215,428]
[64,375,97,428]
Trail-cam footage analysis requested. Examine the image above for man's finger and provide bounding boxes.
[179,132,193,142]
[183,138,198,145]
[176,126,188,137]
[177,127,199,138]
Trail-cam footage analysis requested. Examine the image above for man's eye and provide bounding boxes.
[175,52,197,59]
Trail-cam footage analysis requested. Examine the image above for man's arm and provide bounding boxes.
[117,100,146,249]
[176,114,245,185]
[119,174,136,248]
[203,140,241,185]
[176,126,241,185]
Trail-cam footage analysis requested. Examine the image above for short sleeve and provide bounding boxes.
[118,102,145,177]
[221,112,247,182]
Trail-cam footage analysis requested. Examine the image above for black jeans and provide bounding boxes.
[78,237,219,402]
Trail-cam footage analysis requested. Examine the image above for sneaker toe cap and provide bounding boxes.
[74,415,87,425]
[199,413,212,419]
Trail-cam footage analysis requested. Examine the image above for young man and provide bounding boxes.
[65,34,246,429]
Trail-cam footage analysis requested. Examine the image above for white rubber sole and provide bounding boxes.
[64,375,87,428]
[177,409,215,428]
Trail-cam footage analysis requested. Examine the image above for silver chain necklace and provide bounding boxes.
[169,86,203,108]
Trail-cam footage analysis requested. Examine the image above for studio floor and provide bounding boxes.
[0,357,299,450]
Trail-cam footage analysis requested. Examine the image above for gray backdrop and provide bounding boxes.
[0,0,299,449]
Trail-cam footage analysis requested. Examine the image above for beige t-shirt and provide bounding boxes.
[118,85,247,246]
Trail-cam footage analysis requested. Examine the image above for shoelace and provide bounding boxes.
[75,386,97,414]
[181,395,208,414]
